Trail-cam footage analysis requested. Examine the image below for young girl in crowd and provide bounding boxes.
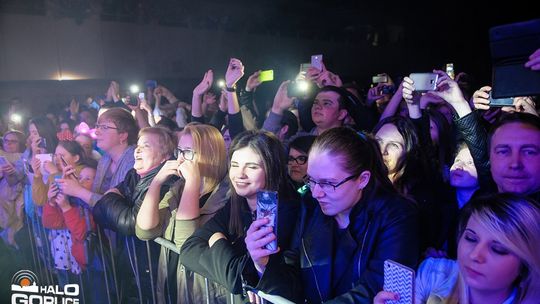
[179,130,300,303]
[375,193,540,304]
[40,140,89,285]
[241,127,419,302]
[136,123,230,303]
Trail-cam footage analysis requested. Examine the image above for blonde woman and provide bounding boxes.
[136,123,229,303]
[375,193,540,304]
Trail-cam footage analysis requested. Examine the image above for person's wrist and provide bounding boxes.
[226,84,237,92]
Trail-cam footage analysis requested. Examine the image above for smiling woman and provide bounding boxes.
[252,127,419,302]
[179,130,301,303]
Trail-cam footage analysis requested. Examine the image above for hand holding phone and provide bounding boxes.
[256,190,278,251]
[0,156,7,166]
[409,73,439,92]
[372,74,388,83]
[383,259,415,304]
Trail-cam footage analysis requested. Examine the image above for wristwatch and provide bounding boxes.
[225,85,237,92]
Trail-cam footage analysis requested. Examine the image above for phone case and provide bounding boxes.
[409,73,438,92]
[256,190,278,251]
[384,259,415,304]
[311,55,323,71]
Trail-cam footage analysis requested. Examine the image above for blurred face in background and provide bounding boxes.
[79,167,96,190]
[3,133,21,153]
[375,123,405,175]
[450,146,479,189]
[288,148,308,183]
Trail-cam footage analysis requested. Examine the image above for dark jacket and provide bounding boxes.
[180,197,300,303]
[92,163,178,235]
[258,190,419,303]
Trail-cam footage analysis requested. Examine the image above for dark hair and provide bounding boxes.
[427,108,455,180]
[29,116,58,154]
[228,130,291,237]
[318,85,377,131]
[280,110,299,140]
[288,135,316,155]
[310,127,394,198]
[156,116,181,132]
[98,107,139,145]
[373,116,421,194]
[57,140,87,166]
[488,112,540,150]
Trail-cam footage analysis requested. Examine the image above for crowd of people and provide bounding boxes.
[0,49,539,303]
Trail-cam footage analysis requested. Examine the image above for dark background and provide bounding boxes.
[0,0,537,116]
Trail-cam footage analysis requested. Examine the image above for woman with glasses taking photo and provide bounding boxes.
[136,123,230,303]
[247,127,419,303]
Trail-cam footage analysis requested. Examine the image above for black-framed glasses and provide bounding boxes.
[95,124,118,131]
[288,155,308,165]
[174,147,195,161]
[303,174,358,192]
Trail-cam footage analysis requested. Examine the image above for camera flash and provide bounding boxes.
[217,80,225,88]
[129,85,140,94]
[10,113,22,123]
[298,80,309,92]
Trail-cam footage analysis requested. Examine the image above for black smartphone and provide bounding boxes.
[37,138,47,150]
[287,81,308,98]
[489,94,514,107]
[60,155,78,179]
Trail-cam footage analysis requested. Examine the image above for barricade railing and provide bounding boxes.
[21,206,294,304]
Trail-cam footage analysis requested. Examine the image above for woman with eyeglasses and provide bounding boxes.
[249,127,419,303]
[136,123,230,303]
[287,135,317,188]
[179,129,301,303]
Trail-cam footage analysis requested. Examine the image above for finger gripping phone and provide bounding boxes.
[409,73,439,92]
[384,259,415,304]
[256,190,278,251]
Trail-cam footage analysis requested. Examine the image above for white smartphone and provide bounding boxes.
[409,73,439,92]
[384,259,415,304]
[0,156,8,166]
[35,153,53,175]
[138,92,145,100]
[311,54,323,71]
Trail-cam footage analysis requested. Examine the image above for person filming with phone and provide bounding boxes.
[249,127,419,303]
[375,193,540,304]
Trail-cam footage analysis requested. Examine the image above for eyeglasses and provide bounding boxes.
[288,155,308,165]
[3,139,19,144]
[95,124,118,131]
[303,174,358,192]
[174,147,195,161]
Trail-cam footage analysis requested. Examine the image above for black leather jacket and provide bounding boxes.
[92,163,178,235]
[259,190,419,303]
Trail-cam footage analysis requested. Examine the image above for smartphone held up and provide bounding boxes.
[256,190,278,251]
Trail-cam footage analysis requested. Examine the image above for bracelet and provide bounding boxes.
[225,85,237,92]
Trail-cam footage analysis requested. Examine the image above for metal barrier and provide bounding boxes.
[18,202,294,304]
